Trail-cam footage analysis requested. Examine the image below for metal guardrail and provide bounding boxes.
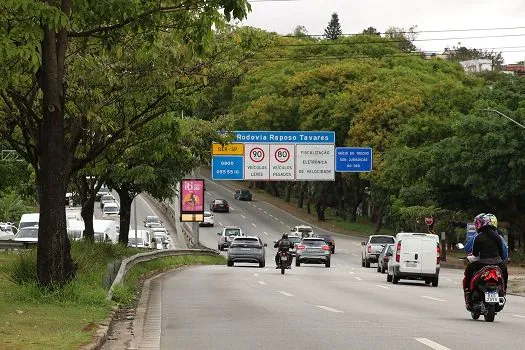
[0,240,31,250]
[105,248,218,301]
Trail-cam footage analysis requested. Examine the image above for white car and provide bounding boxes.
[287,235,302,256]
[290,225,314,238]
[100,194,116,209]
[14,225,39,243]
[144,216,162,228]
[128,229,152,248]
[217,226,244,251]
[199,211,214,227]
[102,202,120,217]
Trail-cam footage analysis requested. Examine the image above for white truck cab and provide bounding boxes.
[290,225,313,238]
[387,232,441,287]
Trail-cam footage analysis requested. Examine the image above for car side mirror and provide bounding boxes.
[361,241,366,245]
[386,252,392,257]
[217,232,221,236]
[290,229,294,232]
[455,243,465,250]
[263,243,267,247]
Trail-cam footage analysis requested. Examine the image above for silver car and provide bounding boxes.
[295,237,331,268]
[227,236,267,268]
[288,235,302,256]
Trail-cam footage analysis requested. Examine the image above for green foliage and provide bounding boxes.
[0,189,35,222]
[324,12,342,40]
[3,249,37,285]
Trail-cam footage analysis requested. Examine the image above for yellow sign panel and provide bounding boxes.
[212,143,244,155]
[181,213,204,222]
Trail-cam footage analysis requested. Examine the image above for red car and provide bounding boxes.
[210,199,229,213]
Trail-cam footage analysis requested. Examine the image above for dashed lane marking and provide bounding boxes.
[269,214,273,217]
[263,232,269,235]
[351,254,358,257]
[421,296,446,302]
[355,277,362,281]
[254,273,259,277]
[252,223,257,227]
[258,207,263,210]
[278,291,294,297]
[315,305,343,313]
[352,242,361,246]
[414,338,451,350]
[375,285,390,289]
[513,314,525,319]
[241,214,247,219]
[258,281,266,285]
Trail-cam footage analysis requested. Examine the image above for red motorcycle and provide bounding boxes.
[465,264,506,322]
[278,250,292,275]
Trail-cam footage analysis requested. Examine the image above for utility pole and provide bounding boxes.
[133,195,138,248]
[481,108,525,129]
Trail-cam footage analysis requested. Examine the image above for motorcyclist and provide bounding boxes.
[274,233,293,268]
[463,213,509,310]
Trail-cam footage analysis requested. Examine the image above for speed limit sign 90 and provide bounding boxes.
[274,148,290,163]
[249,147,265,163]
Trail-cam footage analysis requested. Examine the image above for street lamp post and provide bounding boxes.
[481,108,525,129]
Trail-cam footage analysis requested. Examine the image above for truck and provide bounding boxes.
[361,235,395,268]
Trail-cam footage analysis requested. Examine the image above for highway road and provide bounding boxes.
[136,179,525,349]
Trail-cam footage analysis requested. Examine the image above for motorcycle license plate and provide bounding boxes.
[485,291,499,303]
[281,256,288,261]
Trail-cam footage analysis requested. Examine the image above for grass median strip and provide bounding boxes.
[0,243,224,350]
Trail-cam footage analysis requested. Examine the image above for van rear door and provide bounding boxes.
[420,235,439,274]
[400,234,424,274]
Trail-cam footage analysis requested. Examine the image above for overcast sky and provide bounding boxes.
[240,0,525,64]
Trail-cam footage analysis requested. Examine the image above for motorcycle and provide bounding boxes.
[457,244,506,322]
[278,250,292,275]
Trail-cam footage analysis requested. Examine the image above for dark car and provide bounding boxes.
[377,244,394,274]
[210,199,229,213]
[316,234,335,254]
[234,189,252,201]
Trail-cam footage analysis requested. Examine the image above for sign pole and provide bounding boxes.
[133,195,137,248]
[192,168,200,246]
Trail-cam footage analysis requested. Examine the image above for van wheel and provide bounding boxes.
[393,273,399,284]
[325,260,330,268]
[365,260,370,268]
[227,260,233,267]
[259,261,265,268]
[387,273,393,282]
[377,265,381,273]
[296,259,300,267]
[381,266,386,274]
[432,277,439,287]
[361,258,365,267]
[425,279,430,285]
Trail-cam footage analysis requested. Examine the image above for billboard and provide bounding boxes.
[180,179,204,222]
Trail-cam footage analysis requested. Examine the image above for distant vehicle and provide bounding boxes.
[217,226,244,251]
[0,222,17,236]
[102,203,120,217]
[93,219,119,243]
[227,236,267,268]
[144,215,162,228]
[14,226,39,244]
[287,235,302,256]
[199,211,214,227]
[377,244,394,274]
[67,219,85,241]
[210,199,229,213]
[290,225,313,238]
[234,189,252,201]
[361,235,395,268]
[316,234,335,254]
[128,229,152,248]
[96,185,110,201]
[148,222,164,229]
[387,232,440,287]
[18,213,39,231]
[295,237,331,268]
[65,208,82,221]
[100,194,116,209]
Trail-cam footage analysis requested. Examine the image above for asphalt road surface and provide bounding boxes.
[139,179,525,350]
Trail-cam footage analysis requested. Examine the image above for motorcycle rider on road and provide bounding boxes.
[274,233,293,268]
[463,213,509,310]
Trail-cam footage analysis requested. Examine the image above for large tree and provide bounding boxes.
[324,12,342,40]
[0,0,251,286]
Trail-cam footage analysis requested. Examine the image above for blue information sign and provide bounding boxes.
[466,223,476,241]
[233,131,335,144]
[335,147,373,172]
[212,156,244,180]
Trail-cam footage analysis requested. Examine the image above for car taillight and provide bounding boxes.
[383,256,389,262]
[297,245,305,251]
[436,243,441,264]
[322,245,330,251]
[395,242,401,263]
[367,245,372,253]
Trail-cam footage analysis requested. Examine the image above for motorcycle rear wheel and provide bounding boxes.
[484,304,496,322]
[281,267,285,275]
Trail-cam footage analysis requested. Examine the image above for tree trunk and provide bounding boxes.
[117,186,133,245]
[285,182,294,203]
[306,197,311,214]
[81,197,95,242]
[315,202,325,221]
[36,23,76,286]
[374,211,384,233]
[297,182,304,209]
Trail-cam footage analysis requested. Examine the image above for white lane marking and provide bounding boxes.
[278,291,294,297]
[258,281,266,285]
[258,207,263,211]
[138,195,156,214]
[269,214,273,217]
[230,206,235,210]
[513,314,525,319]
[352,242,361,246]
[349,271,355,274]
[254,273,259,277]
[263,231,269,235]
[264,211,268,214]
[421,296,446,302]
[446,278,452,282]
[351,253,358,257]
[241,214,247,219]
[206,191,212,195]
[274,217,279,221]
[252,223,257,227]
[454,282,460,285]
[219,222,223,226]
[252,204,256,207]
[375,285,390,289]
[414,338,451,350]
[280,221,285,225]
[355,277,362,281]
[315,305,343,313]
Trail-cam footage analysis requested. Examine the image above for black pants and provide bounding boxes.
[463,261,508,292]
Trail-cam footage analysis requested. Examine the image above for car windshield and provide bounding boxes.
[128,237,144,245]
[149,223,163,228]
[302,239,325,246]
[101,195,113,201]
[240,190,250,194]
[231,238,260,247]
[17,227,38,238]
[297,227,312,233]
[386,245,393,254]
[289,236,301,244]
[215,200,227,204]
[225,229,241,236]
[370,236,395,244]
[204,212,212,217]
[103,206,119,213]
[146,216,160,223]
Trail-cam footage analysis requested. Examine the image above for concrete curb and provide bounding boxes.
[78,306,119,350]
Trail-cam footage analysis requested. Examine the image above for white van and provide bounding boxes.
[18,213,40,230]
[386,232,441,287]
[128,229,151,248]
[67,219,85,241]
[93,219,119,244]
